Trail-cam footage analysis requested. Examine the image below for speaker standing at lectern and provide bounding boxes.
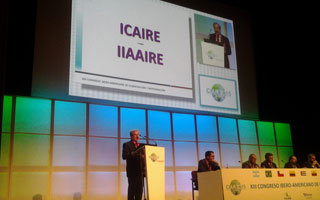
[198,151,220,172]
[204,22,232,69]
[122,129,145,200]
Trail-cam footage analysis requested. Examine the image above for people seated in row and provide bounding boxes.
[241,153,319,169]
[241,153,277,168]
[197,150,319,170]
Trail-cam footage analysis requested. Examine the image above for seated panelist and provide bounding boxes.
[242,154,259,168]
[284,155,300,168]
[198,151,220,172]
[303,153,320,168]
[261,153,277,168]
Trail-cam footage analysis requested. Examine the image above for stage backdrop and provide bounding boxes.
[0,96,293,200]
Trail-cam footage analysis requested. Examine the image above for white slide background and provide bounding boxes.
[69,0,241,115]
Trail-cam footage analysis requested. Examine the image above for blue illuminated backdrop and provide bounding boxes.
[0,95,294,200]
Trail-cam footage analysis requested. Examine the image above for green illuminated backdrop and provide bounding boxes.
[0,95,294,200]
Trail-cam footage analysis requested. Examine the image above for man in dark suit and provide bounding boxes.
[303,153,320,168]
[261,153,277,168]
[284,155,300,168]
[198,151,220,172]
[204,22,232,69]
[122,129,145,200]
[242,154,260,168]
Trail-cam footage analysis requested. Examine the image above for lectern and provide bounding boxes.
[201,41,224,67]
[136,145,165,200]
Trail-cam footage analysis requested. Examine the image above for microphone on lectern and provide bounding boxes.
[139,134,157,146]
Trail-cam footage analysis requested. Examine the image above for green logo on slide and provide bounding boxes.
[211,84,226,102]
[206,84,231,102]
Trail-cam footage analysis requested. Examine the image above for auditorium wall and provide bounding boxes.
[0,95,293,200]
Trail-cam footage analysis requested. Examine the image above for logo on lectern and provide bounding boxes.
[206,50,216,60]
[149,153,159,162]
[226,180,245,195]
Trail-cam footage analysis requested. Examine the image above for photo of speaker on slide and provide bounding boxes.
[194,13,236,70]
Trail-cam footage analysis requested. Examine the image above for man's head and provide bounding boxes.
[248,154,257,164]
[289,155,297,163]
[130,129,139,142]
[265,153,273,163]
[213,23,221,35]
[205,151,215,162]
[308,153,316,163]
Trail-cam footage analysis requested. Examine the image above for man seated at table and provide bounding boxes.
[242,154,259,168]
[261,153,277,168]
[303,153,320,168]
[198,151,220,172]
[284,155,300,168]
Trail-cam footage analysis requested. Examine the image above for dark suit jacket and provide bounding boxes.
[122,141,145,177]
[204,33,232,68]
[198,159,220,172]
[284,162,300,168]
[242,161,259,168]
[303,161,320,168]
[261,160,277,168]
